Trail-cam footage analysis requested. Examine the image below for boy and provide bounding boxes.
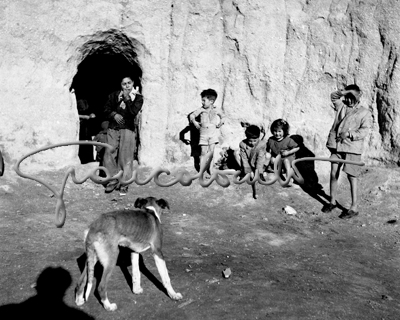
[236,125,270,177]
[322,84,371,219]
[189,89,224,170]
[235,125,271,198]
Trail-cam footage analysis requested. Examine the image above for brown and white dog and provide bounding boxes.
[75,196,183,311]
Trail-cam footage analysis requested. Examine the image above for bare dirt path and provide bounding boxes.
[0,165,400,319]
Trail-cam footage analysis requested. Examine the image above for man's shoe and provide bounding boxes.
[105,181,118,193]
[119,187,128,196]
[339,210,359,219]
[322,203,336,213]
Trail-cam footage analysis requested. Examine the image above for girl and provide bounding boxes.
[267,119,299,182]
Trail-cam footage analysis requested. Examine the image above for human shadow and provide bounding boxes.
[215,147,241,171]
[0,266,94,320]
[77,246,168,302]
[290,134,335,207]
[179,116,201,171]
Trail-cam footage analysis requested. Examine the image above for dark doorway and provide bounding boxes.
[71,50,142,164]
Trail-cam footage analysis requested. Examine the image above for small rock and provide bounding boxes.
[222,268,231,278]
[178,299,194,308]
[381,294,393,301]
[283,205,297,215]
[0,185,13,192]
[207,278,219,284]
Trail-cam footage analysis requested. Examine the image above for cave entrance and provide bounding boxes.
[71,31,143,164]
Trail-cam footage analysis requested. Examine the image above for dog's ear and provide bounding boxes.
[156,199,170,210]
[241,121,250,128]
[134,197,146,208]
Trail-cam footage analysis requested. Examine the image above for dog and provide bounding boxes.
[75,196,183,311]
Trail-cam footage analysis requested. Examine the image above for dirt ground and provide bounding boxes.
[1,162,400,319]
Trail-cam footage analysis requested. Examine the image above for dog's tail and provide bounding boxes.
[83,229,89,241]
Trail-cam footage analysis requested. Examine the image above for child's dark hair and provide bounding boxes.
[270,119,290,137]
[201,88,218,101]
[245,125,261,139]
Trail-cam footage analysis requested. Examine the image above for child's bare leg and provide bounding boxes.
[233,149,241,168]
[329,162,342,205]
[270,157,276,169]
[200,145,210,173]
[208,143,216,174]
[283,159,293,185]
[265,153,271,168]
[250,172,257,199]
[348,175,358,211]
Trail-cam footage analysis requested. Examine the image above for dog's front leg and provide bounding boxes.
[154,254,183,300]
[131,252,143,294]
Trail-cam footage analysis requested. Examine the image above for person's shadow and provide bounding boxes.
[76,246,170,303]
[179,115,201,172]
[0,266,94,320]
[290,134,341,208]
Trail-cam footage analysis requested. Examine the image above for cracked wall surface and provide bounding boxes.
[1,0,400,172]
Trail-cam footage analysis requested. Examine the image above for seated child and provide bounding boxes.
[235,125,271,179]
[267,119,299,180]
[189,89,224,171]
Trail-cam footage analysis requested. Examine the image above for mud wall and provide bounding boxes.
[1,0,399,173]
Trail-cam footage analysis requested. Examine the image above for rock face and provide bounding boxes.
[1,0,400,174]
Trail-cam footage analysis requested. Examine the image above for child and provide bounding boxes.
[322,85,371,219]
[267,119,299,182]
[189,89,224,171]
[235,125,271,198]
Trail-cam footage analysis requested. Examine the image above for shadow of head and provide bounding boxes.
[35,267,72,300]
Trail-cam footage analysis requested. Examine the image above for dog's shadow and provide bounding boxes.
[77,247,168,302]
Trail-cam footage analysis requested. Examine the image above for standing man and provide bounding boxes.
[103,76,143,195]
[322,84,371,219]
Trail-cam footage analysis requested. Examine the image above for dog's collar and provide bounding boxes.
[146,206,161,223]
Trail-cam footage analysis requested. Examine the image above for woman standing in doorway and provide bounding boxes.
[102,76,143,195]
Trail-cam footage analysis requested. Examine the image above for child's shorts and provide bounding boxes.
[199,127,219,146]
[329,149,363,177]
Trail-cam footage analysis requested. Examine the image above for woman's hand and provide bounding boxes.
[114,113,125,126]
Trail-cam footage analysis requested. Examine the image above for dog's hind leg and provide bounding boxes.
[96,242,118,311]
[85,247,97,302]
[75,246,97,306]
[75,263,88,306]
[153,250,183,301]
[131,252,143,294]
